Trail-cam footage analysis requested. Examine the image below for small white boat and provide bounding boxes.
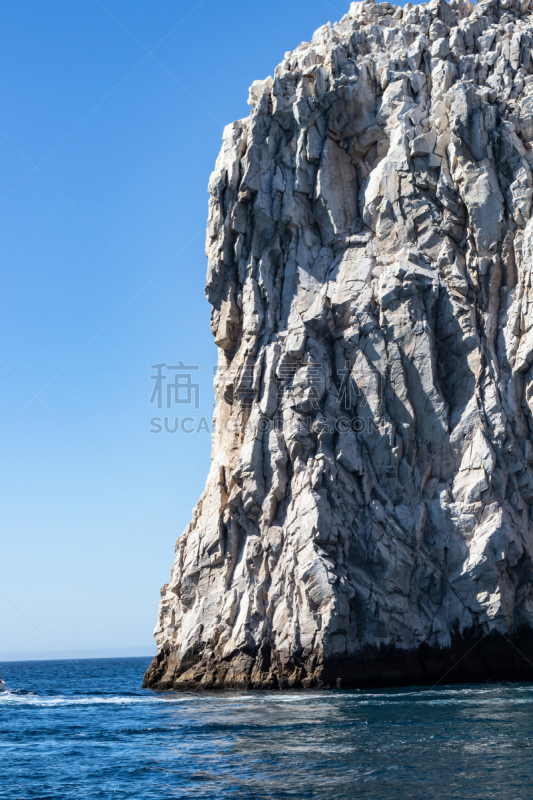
[0,677,5,692]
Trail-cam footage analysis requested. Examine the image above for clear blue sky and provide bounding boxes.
[0,0,404,660]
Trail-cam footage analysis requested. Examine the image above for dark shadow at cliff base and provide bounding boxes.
[320,629,533,689]
[143,629,533,691]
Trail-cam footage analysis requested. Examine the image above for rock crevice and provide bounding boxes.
[145,0,533,690]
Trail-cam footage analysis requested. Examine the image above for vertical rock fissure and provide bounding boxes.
[144,0,533,690]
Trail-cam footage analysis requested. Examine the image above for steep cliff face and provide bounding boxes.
[144,0,533,690]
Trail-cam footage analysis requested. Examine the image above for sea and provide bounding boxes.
[1,656,533,799]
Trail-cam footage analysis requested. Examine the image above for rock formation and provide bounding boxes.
[144,0,533,690]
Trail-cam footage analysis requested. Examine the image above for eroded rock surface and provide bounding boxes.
[145,0,533,690]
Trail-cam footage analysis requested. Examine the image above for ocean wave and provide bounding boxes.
[2,684,532,709]
[0,691,188,707]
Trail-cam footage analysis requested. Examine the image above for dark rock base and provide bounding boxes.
[143,629,533,691]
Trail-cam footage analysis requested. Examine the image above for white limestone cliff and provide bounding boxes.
[145,0,533,689]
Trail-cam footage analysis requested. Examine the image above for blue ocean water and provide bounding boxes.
[1,657,533,799]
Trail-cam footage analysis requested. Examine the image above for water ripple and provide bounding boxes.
[1,658,532,799]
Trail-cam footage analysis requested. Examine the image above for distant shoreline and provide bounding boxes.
[0,652,155,664]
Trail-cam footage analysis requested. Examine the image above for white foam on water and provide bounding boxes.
[0,691,189,707]
[2,684,531,709]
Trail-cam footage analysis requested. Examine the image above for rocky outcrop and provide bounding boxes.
[144,0,533,690]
